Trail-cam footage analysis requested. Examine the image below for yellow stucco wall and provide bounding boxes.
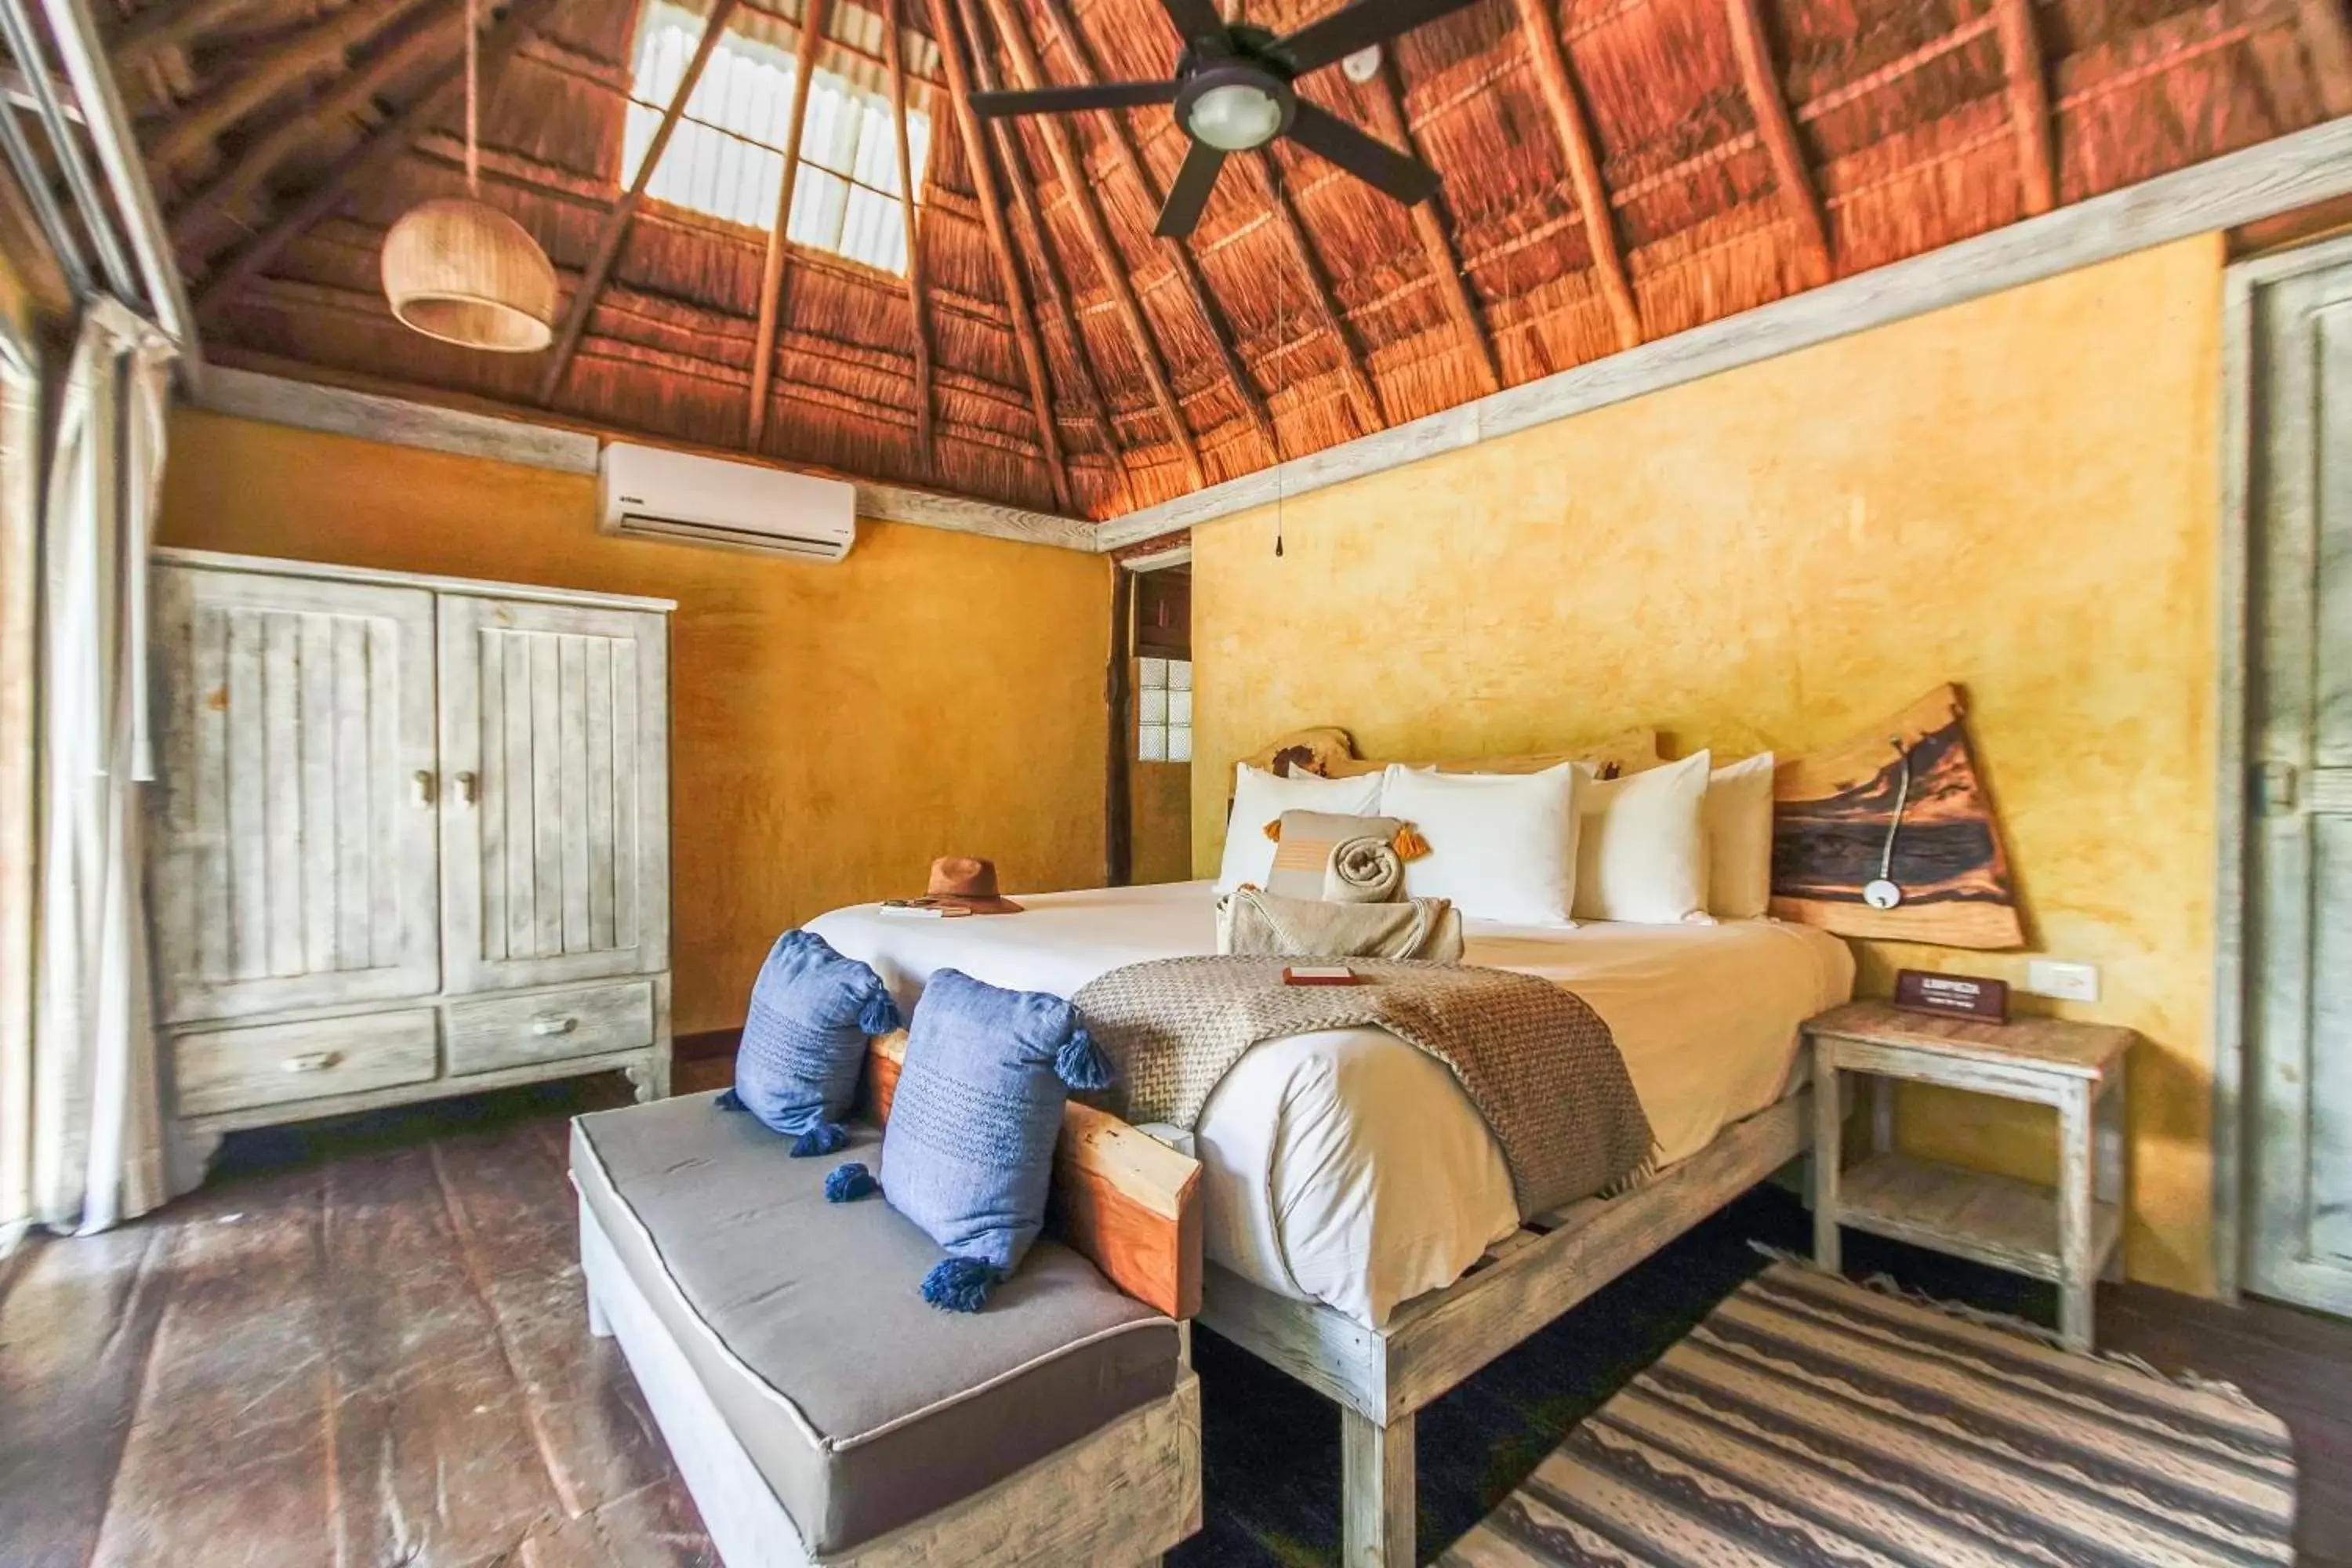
[1192,237,2225,1294]
[158,408,1112,1037]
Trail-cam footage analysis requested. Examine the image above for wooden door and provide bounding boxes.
[437,597,670,993]
[152,566,441,1023]
[2247,245,2352,1316]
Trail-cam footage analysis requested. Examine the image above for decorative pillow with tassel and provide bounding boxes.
[822,968,1112,1313]
[717,930,901,1156]
[1262,810,1429,902]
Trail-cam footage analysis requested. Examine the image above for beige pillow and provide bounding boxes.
[1704,753,1777,918]
[1573,750,1712,924]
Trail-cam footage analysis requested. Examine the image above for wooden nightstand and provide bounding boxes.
[1804,1000,2134,1352]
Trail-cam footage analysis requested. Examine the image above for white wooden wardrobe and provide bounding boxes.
[149,550,673,1167]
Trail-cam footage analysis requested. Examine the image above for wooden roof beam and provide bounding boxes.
[880,0,936,475]
[169,0,464,249]
[1016,0,1282,459]
[957,0,1128,501]
[1510,0,1640,348]
[964,0,1205,487]
[193,0,567,323]
[1991,0,2056,215]
[2295,0,2352,114]
[146,0,431,176]
[746,0,831,448]
[111,0,271,75]
[929,0,1078,508]
[1250,147,1384,430]
[1359,58,1501,394]
[538,0,741,404]
[1723,0,1833,289]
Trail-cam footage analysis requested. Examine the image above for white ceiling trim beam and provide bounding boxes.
[191,366,1098,551]
[1095,114,2352,552]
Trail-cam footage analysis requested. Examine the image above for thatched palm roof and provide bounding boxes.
[102,0,2352,519]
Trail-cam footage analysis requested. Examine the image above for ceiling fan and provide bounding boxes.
[967,0,1481,240]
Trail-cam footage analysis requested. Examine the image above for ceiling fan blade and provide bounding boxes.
[969,80,1182,118]
[1284,100,1440,205]
[1153,140,1229,239]
[1159,0,1230,47]
[1279,0,1487,75]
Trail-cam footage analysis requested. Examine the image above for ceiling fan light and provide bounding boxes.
[1186,82,1285,151]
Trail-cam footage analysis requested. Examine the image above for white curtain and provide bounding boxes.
[24,297,183,1236]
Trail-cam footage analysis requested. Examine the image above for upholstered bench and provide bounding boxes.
[572,1033,1203,1566]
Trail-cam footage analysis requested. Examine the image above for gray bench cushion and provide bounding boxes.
[573,1095,1180,1557]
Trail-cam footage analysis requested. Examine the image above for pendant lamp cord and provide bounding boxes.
[464,0,480,195]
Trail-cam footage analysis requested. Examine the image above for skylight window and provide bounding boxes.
[622,0,935,275]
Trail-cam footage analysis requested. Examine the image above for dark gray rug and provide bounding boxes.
[1442,1261,2297,1566]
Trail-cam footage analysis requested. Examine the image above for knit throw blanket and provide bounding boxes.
[1073,957,1656,1220]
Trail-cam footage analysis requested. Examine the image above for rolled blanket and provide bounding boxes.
[1216,885,1464,962]
[1324,833,1404,902]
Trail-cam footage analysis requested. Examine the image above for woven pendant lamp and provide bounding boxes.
[382,0,556,350]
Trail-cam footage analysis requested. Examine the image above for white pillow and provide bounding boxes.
[1216,765,1385,893]
[1573,750,1712,924]
[1380,762,1581,926]
[1704,752,1777,919]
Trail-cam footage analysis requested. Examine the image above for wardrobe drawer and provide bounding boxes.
[445,982,655,1076]
[174,1011,440,1119]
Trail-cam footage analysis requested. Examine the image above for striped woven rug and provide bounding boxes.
[1443,1261,2298,1567]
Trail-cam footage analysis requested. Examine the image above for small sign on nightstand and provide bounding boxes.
[1893,967,2009,1023]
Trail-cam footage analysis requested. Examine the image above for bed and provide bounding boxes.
[810,879,1853,1565]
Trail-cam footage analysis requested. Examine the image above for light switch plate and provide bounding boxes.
[2024,959,2100,1003]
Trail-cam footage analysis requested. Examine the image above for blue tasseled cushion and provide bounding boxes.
[828,968,1112,1312]
[719,931,901,1154]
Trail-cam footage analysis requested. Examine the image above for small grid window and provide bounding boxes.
[622,0,934,274]
[1137,658,1192,763]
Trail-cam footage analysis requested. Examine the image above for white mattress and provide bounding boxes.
[808,882,1853,1327]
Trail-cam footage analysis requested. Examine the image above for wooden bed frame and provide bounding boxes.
[1196,1084,1817,1566]
[866,975,1819,1566]
[580,1031,1208,1566]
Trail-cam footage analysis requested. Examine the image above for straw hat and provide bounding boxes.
[903,856,1024,915]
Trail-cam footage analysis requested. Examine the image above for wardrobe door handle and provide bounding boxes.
[456,771,479,804]
[412,769,437,806]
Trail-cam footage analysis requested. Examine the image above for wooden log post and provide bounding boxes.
[537,0,743,405]
[1359,60,1501,394]
[1510,0,1641,349]
[880,0,936,474]
[744,0,833,448]
[1722,0,1834,289]
[964,0,1207,487]
[1991,0,2056,216]
[928,0,1078,510]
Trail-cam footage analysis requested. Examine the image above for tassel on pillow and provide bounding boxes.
[1391,823,1432,862]
[1261,818,1283,843]
[825,1162,878,1202]
[921,1257,1004,1313]
[1055,1027,1115,1091]
[793,1123,848,1157]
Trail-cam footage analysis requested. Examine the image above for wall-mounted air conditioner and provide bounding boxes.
[597,442,856,562]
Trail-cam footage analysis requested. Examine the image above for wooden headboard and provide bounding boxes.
[862,1030,1204,1320]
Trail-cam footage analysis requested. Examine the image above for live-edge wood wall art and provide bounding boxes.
[1770,684,2026,949]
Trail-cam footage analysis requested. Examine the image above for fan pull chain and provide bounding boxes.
[464,0,480,195]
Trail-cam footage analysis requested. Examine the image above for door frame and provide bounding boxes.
[2212,229,2352,1304]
